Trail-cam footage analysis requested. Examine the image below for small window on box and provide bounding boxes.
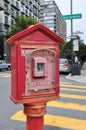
[33,57,47,77]
[37,63,44,72]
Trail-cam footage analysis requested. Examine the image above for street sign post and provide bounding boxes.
[62,14,82,20]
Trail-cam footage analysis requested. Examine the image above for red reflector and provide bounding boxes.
[63,64,69,66]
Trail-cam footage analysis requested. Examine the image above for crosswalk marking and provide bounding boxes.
[11,101,86,121]
[0,73,7,76]
[45,114,86,130]
[61,87,86,92]
[11,111,25,121]
[60,84,86,89]
[3,75,11,77]
[0,73,11,77]
[11,111,86,130]
[1,75,85,130]
[60,93,86,100]
[47,101,86,111]
[60,82,72,85]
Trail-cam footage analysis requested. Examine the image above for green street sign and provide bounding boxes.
[62,14,82,20]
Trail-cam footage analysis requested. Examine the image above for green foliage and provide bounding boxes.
[60,39,86,64]
[76,42,86,65]
[76,42,86,58]
[6,16,38,38]
[60,41,71,59]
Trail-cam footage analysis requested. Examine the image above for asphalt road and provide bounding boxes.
[0,71,86,130]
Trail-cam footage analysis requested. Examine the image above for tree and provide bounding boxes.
[76,41,86,65]
[60,38,86,65]
[6,16,38,38]
[60,41,71,59]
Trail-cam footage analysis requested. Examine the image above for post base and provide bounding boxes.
[23,103,46,130]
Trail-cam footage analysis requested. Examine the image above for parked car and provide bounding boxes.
[0,60,11,71]
[59,58,71,73]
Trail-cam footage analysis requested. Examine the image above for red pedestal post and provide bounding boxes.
[26,116,44,130]
[23,103,46,130]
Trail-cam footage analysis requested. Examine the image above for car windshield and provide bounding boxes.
[60,59,68,64]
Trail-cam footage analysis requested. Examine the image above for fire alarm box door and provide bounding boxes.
[23,48,56,94]
[33,57,47,77]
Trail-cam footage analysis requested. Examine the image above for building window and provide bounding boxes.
[16,11,19,16]
[4,16,8,25]
[21,4,24,12]
[44,20,54,23]
[11,19,14,26]
[44,23,54,27]
[25,0,28,5]
[21,0,25,4]
[5,4,8,11]
[11,8,14,16]
[16,1,19,9]
[11,0,14,4]
[26,9,28,16]
[44,16,54,20]
[48,5,54,8]
[4,26,9,31]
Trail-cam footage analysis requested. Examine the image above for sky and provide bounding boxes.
[54,0,86,44]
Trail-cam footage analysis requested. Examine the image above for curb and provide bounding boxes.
[65,73,86,83]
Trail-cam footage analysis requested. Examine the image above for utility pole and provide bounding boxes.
[70,0,74,76]
[62,0,82,75]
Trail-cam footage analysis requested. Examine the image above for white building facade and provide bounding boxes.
[40,0,67,41]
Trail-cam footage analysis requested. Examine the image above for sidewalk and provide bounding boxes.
[65,62,86,83]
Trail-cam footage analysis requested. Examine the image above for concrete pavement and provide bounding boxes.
[65,62,86,83]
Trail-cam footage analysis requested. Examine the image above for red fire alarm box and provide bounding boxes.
[7,24,64,104]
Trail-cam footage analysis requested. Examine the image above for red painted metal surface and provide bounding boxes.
[24,103,46,130]
[26,116,44,130]
[7,23,63,104]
